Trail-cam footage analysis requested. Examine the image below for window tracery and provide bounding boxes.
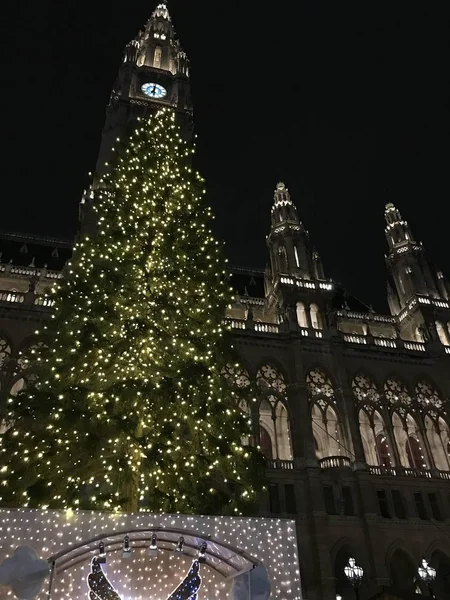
[415,381,443,409]
[221,363,250,389]
[0,337,11,368]
[384,377,411,405]
[306,369,334,402]
[256,365,286,394]
[352,374,380,403]
[17,341,47,371]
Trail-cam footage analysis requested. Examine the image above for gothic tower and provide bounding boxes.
[94,2,192,181]
[265,182,331,330]
[384,202,450,343]
[266,182,324,284]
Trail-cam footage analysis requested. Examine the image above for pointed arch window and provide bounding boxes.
[312,402,346,459]
[259,396,292,460]
[294,246,300,268]
[310,304,323,330]
[153,46,162,69]
[425,416,450,471]
[296,302,308,328]
[392,412,429,469]
[435,321,449,346]
[359,408,392,466]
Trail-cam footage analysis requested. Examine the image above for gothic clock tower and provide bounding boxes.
[94,2,192,181]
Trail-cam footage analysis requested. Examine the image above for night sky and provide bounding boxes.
[4,1,449,311]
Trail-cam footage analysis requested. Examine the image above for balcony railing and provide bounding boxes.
[368,465,450,479]
[0,289,53,309]
[266,459,295,470]
[319,456,352,470]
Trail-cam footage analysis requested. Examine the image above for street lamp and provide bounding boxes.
[418,559,436,598]
[344,557,364,600]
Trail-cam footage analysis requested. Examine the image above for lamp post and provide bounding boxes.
[418,558,436,598]
[344,557,364,600]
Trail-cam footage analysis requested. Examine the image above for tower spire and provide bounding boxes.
[267,182,322,282]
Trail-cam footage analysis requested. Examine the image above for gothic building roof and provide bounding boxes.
[0,232,73,271]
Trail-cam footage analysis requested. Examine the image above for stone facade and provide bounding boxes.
[0,4,449,600]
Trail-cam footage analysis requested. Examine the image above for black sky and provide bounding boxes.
[3,1,449,311]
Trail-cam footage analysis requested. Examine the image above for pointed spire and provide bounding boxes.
[384,202,415,248]
[152,2,171,21]
[271,182,299,226]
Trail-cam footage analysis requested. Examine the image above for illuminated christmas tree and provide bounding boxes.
[0,109,263,514]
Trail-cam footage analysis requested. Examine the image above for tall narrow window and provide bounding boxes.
[269,484,280,514]
[406,436,426,469]
[391,490,407,519]
[310,304,323,330]
[436,321,450,346]
[323,486,337,515]
[414,492,427,520]
[153,46,162,68]
[375,434,392,467]
[296,302,307,328]
[342,486,354,516]
[428,493,442,521]
[294,246,300,268]
[284,484,297,514]
[377,490,391,518]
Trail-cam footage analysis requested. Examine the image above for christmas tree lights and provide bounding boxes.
[0,108,264,514]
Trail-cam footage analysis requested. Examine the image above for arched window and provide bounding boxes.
[359,407,392,466]
[392,413,429,469]
[436,321,449,346]
[312,402,345,458]
[153,46,162,68]
[296,302,307,328]
[259,425,273,459]
[310,304,323,330]
[425,416,450,471]
[259,396,292,460]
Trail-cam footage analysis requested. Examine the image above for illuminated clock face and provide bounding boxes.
[141,82,167,99]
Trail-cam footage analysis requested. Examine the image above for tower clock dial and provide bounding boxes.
[141,82,167,99]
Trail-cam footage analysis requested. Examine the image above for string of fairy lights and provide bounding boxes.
[0,108,263,515]
[0,509,302,599]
